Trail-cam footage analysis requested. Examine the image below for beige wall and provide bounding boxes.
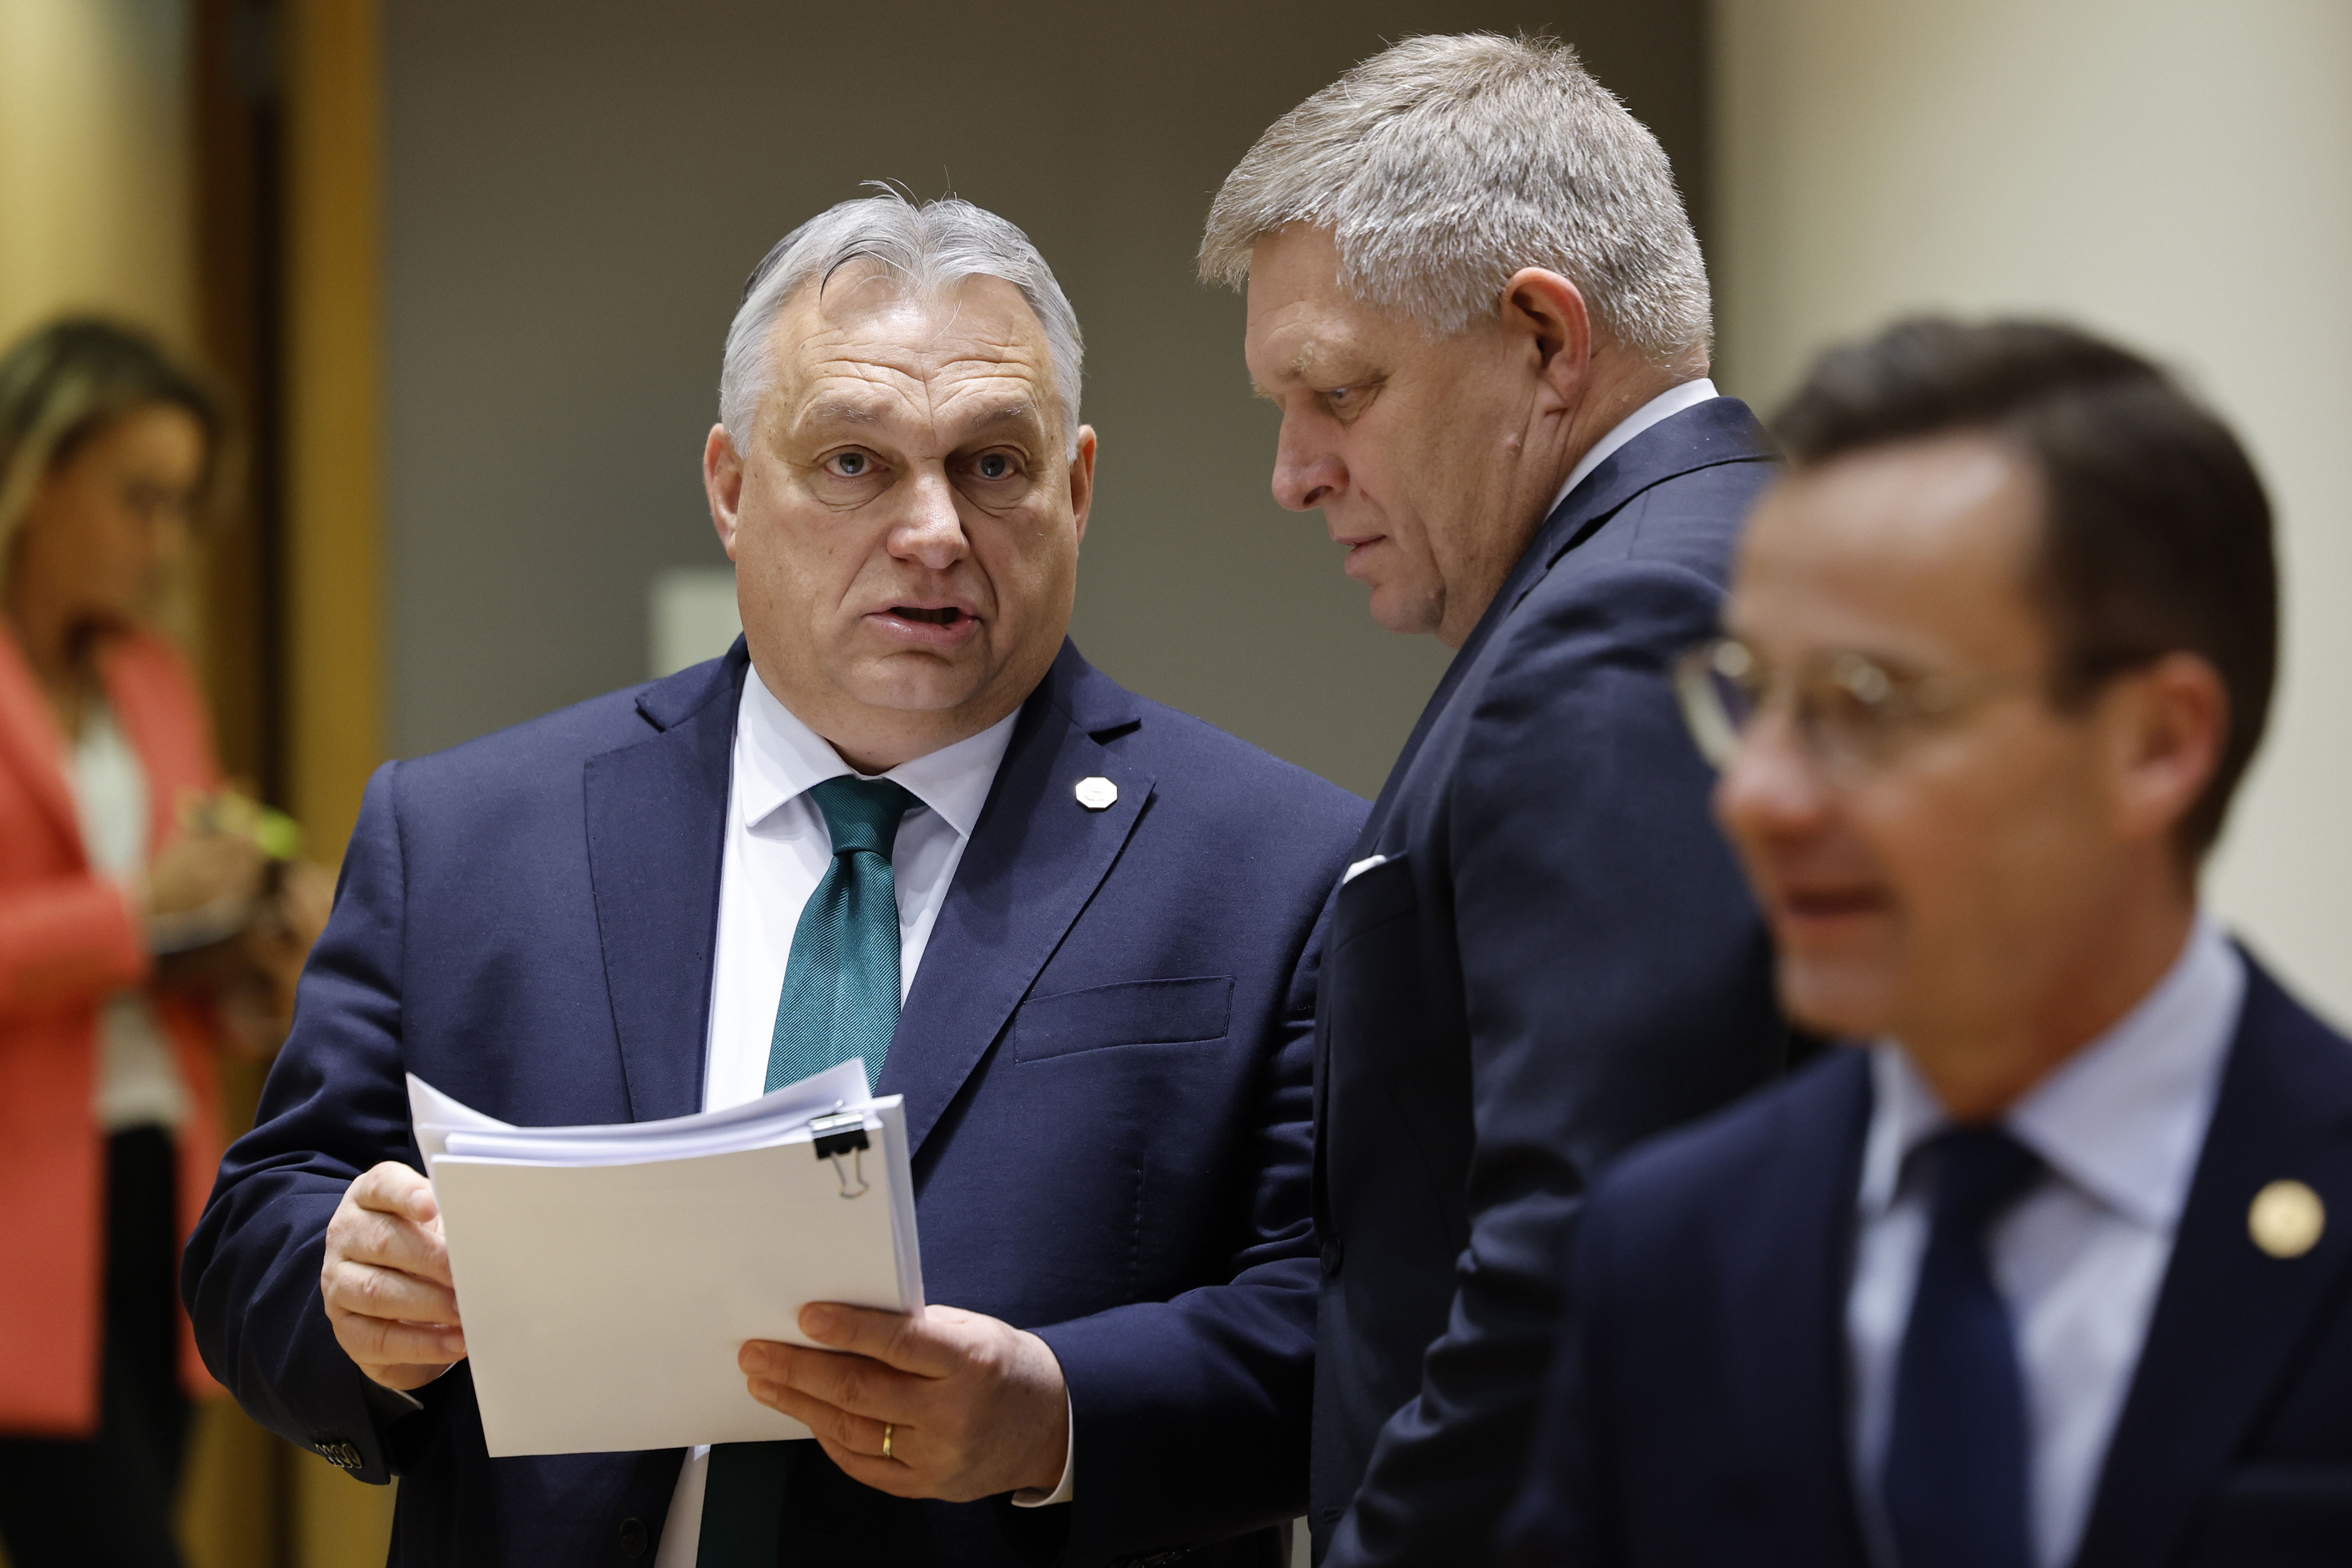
[1713,0,2352,1025]
[0,0,194,350]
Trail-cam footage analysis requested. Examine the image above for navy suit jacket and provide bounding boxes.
[1504,955,2352,1568]
[1311,398,1796,1567]
[184,640,1366,1568]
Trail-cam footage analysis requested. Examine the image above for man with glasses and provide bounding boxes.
[1502,318,2352,1567]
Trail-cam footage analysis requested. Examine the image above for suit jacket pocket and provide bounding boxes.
[2185,1462,2352,1567]
[1331,852,1414,950]
[1006,975,1235,1063]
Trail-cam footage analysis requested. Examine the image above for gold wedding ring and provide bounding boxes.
[882,1423,894,1460]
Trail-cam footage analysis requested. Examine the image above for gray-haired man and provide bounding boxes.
[187,191,1363,1567]
[1201,36,1796,1565]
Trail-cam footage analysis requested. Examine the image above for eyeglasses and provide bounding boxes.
[1673,636,2034,776]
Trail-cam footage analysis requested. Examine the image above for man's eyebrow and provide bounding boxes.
[1250,342,1354,399]
[802,398,884,428]
[956,401,1044,438]
[794,397,1046,441]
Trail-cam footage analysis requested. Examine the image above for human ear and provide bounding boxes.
[2106,652,2230,846]
[704,424,745,558]
[1500,268,1592,412]
[1066,426,1098,549]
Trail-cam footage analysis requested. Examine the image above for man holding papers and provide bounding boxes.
[184,191,1364,1566]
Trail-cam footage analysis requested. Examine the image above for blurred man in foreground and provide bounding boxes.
[1505,319,2352,1567]
[185,192,1362,1567]
[1200,34,1793,1564]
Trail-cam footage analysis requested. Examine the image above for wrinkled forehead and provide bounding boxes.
[1732,435,2050,665]
[765,268,1057,431]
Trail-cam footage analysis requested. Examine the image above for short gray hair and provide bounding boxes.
[1199,34,1710,364]
[720,189,1085,453]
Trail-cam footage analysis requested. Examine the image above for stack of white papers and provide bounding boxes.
[409,1060,924,1457]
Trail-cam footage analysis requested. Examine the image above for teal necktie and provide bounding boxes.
[700,774,917,1566]
[764,775,919,1094]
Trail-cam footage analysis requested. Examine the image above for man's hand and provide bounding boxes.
[741,1304,1069,1502]
[321,1162,467,1391]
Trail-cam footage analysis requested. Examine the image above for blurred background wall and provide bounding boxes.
[1,0,2345,1561]
[0,0,193,349]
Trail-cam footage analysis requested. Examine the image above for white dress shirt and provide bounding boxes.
[1544,376,1722,521]
[68,698,188,1132]
[658,666,1066,1568]
[1847,916,2246,1568]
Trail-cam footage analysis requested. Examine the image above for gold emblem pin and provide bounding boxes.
[2249,1179,2325,1260]
[1074,776,1119,812]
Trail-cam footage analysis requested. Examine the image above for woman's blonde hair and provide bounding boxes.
[0,318,223,562]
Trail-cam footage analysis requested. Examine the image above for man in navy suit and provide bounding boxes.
[1505,318,2351,1568]
[1197,35,1795,1567]
[183,192,1364,1567]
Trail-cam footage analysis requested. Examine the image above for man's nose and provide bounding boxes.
[1270,415,1345,513]
[1714,707,1836,850]
[891,469,969,570]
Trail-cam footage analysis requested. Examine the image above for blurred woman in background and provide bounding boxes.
[0,319,322,1566]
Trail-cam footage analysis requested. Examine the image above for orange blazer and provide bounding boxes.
[0,626,225,1435]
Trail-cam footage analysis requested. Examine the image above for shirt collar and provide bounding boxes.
[1544,377,1720,523]
[734,662,1018,843]
[1859,915,2246,1230]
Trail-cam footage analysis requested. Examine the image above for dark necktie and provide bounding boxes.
[699,775,917,1566]
[1882,1125,2044,1568]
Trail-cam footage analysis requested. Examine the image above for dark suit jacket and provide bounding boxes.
[1311,398,1795,1567]
[183,640,1366,1568]
[1504,955,2352,1568]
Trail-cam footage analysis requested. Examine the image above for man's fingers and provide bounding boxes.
[326,1297,467,1367]
[749,1384,928,1498]
[752,1343,926,1422]
[749,1378,892,1455]
[320,1164,467,1393]
[798,1303,963,1377]
[329,1207,453,1288]
[331,1167,452,1285]
[350,1161,438,1223]
[324,1258,460,1328]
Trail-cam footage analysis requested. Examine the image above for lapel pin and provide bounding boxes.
[1074,776,1118,812]
[2249,1179,2325,1259]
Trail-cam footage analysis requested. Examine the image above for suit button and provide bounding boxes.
[313,1437,363,1472]
[617,1516,649,1557]
[1319,1238,1343,1275]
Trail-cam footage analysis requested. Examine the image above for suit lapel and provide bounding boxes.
[582,647,747,1124]
[1723,1053,1877,1567]
[0,627,82,849]
[882,641,1151,1159]
[2073,958,2352,1568]
[1353,396,1777,852]
[1321,398,1780,1214]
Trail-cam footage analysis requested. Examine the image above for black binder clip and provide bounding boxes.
[808,1107,871,1199]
